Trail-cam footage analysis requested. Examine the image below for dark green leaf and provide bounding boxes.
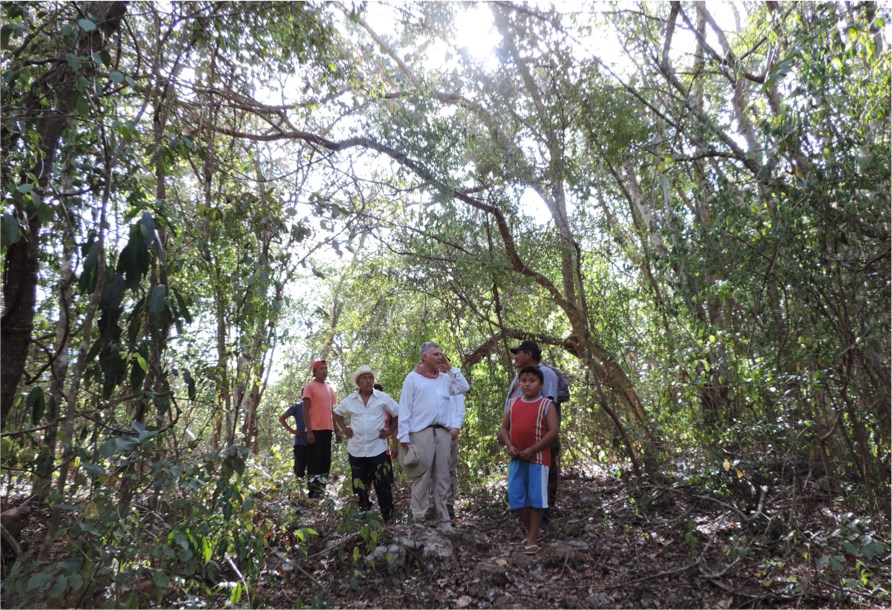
[47,574,67,599]
[82,463,107,476]
[27,572,54,590]
[27,386,45,424]
[148,284,167,315]
[85,338,102,365]
[1,24,14,49]
[115,436,139,452]
[183,368,196,401]
[1,212,22,247]
[153,571,170,589]
[100,273,125,310]
[65,53,81,72]
[171,287,192,324]
[75,95,89,116]
[99,439,117,458]
[78,18,96,32]
[69,573,84,592]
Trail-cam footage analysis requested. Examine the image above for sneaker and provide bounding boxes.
[438,522,454,533]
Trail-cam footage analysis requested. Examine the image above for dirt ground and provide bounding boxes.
[251,469,890,609]
[3,465,888,608]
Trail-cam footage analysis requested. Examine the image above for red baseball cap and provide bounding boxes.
[311,359,327,371]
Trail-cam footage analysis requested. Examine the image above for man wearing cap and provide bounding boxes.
[506,341,558,406]
[334,366,399,521]
[505,340,560,525]
[302,359,338,498]
[398,342,469,530]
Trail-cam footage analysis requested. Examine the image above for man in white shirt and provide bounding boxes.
[428,354,468,521]
[398,342,469,530]
[334,365,400,522]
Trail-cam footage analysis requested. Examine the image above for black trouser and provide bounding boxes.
[306,430,333,498]
[293,444,308,478]
[348,451,394,521]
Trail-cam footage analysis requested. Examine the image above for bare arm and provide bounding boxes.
[279,410,302,437]
[302,397,315,444]
[333,413,353,438]
[381,415,397,439]
[498,412,517,457]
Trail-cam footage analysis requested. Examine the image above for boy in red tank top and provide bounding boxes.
[498,365,559,554]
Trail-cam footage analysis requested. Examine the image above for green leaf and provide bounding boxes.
[99,439,117,458]
[153,571,170,589]
[230,582,244,604]
[183,368,196,401]
[125,592,139,609]
[75,95,89,116]
[115,436,139,452]
[109,71,125,84]
[48,574,68,598]
[148,284,167,315]
[65,53,82,70]
[82,463,107,476]
[1,212,22,247]
[861,540,888,559]
[69,573,84,592]
[27,386,46,425]
[27,572,54,590]
[171,287,192,324]
[1,24,15,49]
[78,18,96,32]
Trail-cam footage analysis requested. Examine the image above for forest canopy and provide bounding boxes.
[1,1,889,608]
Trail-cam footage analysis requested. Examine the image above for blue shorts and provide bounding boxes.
[507,459,549,510]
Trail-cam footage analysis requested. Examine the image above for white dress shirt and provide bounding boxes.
[398,368,469,442]
[334,390,399,457]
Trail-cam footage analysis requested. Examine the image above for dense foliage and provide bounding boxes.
[1,1,888,607]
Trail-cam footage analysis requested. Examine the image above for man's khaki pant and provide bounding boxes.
[408,426,451,524]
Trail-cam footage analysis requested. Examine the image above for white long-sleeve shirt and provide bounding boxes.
[449,394,466,430]
[398,368,469,443]
[333,390,399,457]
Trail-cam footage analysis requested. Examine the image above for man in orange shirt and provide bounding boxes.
[302,359,339,498]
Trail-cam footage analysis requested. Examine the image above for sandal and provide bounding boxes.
[522,543,540,555]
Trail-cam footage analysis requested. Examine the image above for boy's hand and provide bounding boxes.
[507,443,519,458]
[519,447,535,461]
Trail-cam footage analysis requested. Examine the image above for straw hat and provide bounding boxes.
[350,364,377,386]
[398,444,426,478]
